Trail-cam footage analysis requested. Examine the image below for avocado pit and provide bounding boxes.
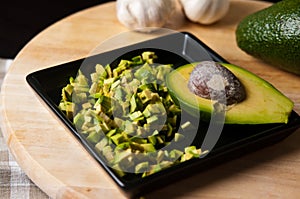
[187,61,246,105]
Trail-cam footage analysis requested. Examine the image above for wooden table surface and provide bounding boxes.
[2,1,300,198]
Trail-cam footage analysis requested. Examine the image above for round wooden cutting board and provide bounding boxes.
[2,1,300,198]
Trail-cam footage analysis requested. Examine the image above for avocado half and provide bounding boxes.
[166,63,294,124]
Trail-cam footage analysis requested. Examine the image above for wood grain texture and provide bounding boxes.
[1,1,300,198]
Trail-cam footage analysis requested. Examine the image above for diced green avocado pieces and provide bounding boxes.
[86,131,101,144]
[236,0,300,75]
[135,162,149,173]
[59,51,210,179]
[166,63,294,124]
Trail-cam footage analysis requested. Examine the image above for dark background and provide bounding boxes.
[0,0,281,59]
[0,0,113,58]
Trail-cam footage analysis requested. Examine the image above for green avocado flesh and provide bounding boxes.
[59,52,208,179]
[166,63,294,124]
[236,0,300,75]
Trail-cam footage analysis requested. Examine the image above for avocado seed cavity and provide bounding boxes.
[187,61,246,105]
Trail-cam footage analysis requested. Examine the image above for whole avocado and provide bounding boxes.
[236,0,300,75]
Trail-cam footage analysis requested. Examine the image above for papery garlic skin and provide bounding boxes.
[116,0,183,32]
[164,0,186,29]
[180,0,230,25]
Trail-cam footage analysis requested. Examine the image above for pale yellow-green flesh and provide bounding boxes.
[166,63,294,124]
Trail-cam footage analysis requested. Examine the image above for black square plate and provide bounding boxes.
[26,32,300,198]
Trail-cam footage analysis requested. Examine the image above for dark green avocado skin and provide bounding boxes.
[236,0,300,75]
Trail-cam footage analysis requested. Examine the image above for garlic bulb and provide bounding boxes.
[180,0,230,25]
[116,0,185,32]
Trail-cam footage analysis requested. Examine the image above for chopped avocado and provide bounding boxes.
[86,131,101,144]
[236,0,300,75]
[180,146,202,162]
[174,133,184,142]
[135,162,149,173]
[59,51,209,178]
[169,149,184,160]
[140,143,156,152]
[166,62,294,124]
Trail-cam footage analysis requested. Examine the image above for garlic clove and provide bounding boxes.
[116,0,165,32]
[164,0,186,29]
[180,0,230,25]
[116,0,185,32]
